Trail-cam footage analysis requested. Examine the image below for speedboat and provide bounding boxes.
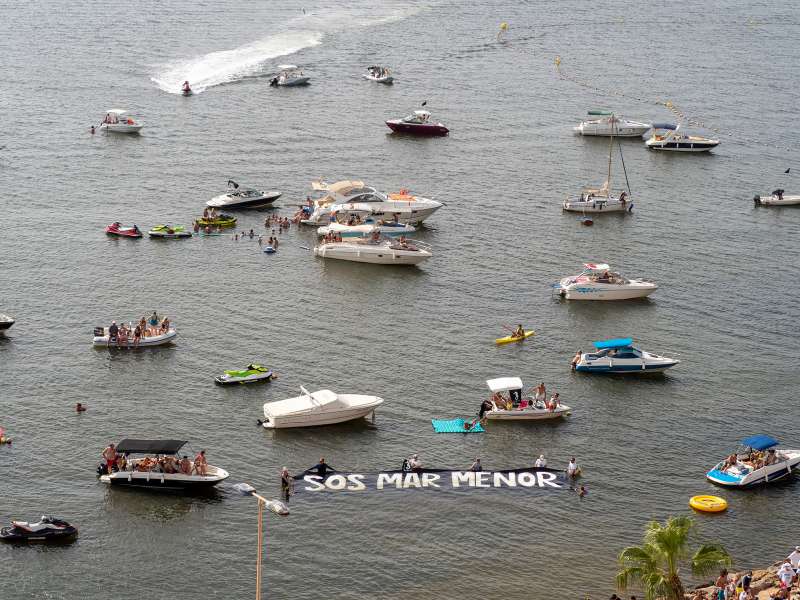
[572,338,679,373]
[207,180,282,209]
[314,238,432,265]
[364,66,394,84]
[483,377,571,421]
[0,314,14,331]
[573,111,651,137]
[148,225,192,239]
[706,435,800,488]
[753,189,800,206]
[99,109,143,134]
[215,364,274,385]
[0,516,77,543]
[563,129,633,213]
[645,124,719,152]
[317,221,416,238]
[555,263,657,300]
[93,324,177,347]
[302,180,442,226]
[196,214,236,228]
[98,439,230,490]
[386,110,449,136]
[261,386,383,428]
[269,65,310,87]
[105,222,142,238]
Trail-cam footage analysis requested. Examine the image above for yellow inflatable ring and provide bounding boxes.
[689,495,727,513]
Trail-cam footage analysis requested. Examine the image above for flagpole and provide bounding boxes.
[251,492,288,600]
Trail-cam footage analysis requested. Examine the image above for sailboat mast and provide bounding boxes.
[607,114,614,191]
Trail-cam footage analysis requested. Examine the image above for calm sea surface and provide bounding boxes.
[2,1,800,598]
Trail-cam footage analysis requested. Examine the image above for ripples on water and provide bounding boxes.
[2,0,800,598]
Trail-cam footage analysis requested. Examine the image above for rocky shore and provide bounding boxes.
[688,559,792,599]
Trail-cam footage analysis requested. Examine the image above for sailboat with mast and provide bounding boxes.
[563,116,634,214]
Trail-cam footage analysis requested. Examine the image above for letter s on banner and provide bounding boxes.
[346,474,366,491]
[304,475,325,491]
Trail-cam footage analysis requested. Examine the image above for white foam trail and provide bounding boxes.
[151,30,323,94]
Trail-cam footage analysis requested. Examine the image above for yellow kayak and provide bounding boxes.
[689,495,728,513]
[495,330,535,345]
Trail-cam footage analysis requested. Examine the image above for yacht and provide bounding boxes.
[207,180,282,209]
[706,435,800,488]
[99,109,143,134]
[317,221,416,238]
[98,439,229,490]
[261,386,383,428]
[302,180,442,226]
[314,238,431,265]
[386,110,449,136]
[573,111,651,137]
[753,189,800,206]
[364,66,394,84]
[572,338,679,373]
[483,377,571,421]
[269,65,310,87]
[555,263,657,300]
[645,124,719,152]
[564,125,633,213]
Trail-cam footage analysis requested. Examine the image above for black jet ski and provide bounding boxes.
[0,516,78,543]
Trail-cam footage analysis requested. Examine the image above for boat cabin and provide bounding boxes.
[103,109,135,125]
[583,338,640,360]
[403,110,431,124]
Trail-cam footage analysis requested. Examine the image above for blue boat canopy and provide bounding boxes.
[593,338,633,349]
[741,434,779,450]
[651,123,677,130]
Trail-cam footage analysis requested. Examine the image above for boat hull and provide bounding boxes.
[386,120,449,136]
[575,361,678,373]
[262,405,378,428]
[100,124,142,134]
[277,77,310,87]
[485,405,571,421]
[93,329,177,347]
[646,141,718,152]
[314,243,431,265]
[558,283,657,300]
[574,124,650,137]
[364,74,394,84]
[754,194,800,206]
[207,191,282,209]
[706,452,800,488]
[563,198,633,213]
[0,316,14,331]
[100,469,228,490]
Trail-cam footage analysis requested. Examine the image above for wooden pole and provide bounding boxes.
[256,497,264,600]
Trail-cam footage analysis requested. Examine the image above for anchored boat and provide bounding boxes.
[99,109,143,134]
[261,386,383,428]
[573,111,651,137]
[572,338,679,373]
[555,263,657,300]
[314,238,431,265]
[753,189,800,206]
[386,110,449,136]
[269,65,310,87]
[645,124,719,152]
[706,435,800,488]
[482,377,571,421]
[207,180,282,210]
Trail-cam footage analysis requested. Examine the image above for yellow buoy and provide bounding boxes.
[689,495,728,513]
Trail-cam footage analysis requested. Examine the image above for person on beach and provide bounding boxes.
[714,569,728,600]
[787,546,800,573]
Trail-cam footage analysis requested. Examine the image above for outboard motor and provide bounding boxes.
[93,327,104,336]
[96,462,108,476]
[753,195,762,205]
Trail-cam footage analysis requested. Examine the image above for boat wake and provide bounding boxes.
[151,30,323,94]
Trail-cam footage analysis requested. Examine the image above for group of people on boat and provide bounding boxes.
[368,66,390,78]
[101,444,208,476]
[322,231,344,243]
[721,448,782,473]
[105,312,170,346]
[291,198,314,222]
[481,382,561,415]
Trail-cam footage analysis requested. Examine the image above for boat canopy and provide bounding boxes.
[651,123,677,130]
[107,109,127,116]
[486,377,523,393]
[583,262,610,272]
[116,439,188,455]
[587,110,613,116]
[311,180,365,193]
[741,434,779,450]
[593,338,634,350]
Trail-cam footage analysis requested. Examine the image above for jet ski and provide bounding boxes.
[215,364,275,385]
[181,81,193,96]
[0,516,78,543]
[105,222,142,238]
[196,214,237,228]
[148,224,192,239]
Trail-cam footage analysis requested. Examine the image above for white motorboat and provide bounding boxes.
[706,435,800,488]
[317,221,416,238]
[314,238,432,265]
[573,111,651,137]
[207,180,282,209]
[645,124,719,152]
[99,109,143,134]
[363,66,394,84]
[93,325,177,347]
[572,338,679,373]
[0,314,14,331]
[555,263,657,300]
[483,377,571,421]
[98,439,229,490]
[301,180,442,226]
[261,386,383,428]
[753,189,800,206]
[269,65,310,87]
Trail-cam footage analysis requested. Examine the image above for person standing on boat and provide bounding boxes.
[194,450,208,476]
[148,311,159,335]
[102,443,117,474]
[534,382,546,404]
[107,321,119,347]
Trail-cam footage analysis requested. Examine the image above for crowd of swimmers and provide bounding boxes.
[103,311,171,347]
[100,443,209,476]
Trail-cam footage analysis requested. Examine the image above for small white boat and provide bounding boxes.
[269,65,310,87]
[93,325,177,347]
[314,238,431,265]
[645,124,719,152]
[317,222,416,238]
[706,435,800,488]
[753,190,800,206]
[573,111,651,137]
[363,66,394,84]
[572,338,679,373]
[0,314,14,331]
[555,263,657,300]
[99,109,143,134]
[99,439,229,490]
[261,386,383,428]
[207,180,281,209]
[483,377,571,421]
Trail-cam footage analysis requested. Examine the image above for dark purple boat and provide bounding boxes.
[386,110,449,137]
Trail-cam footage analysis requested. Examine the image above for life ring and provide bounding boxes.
[689,495,727,513]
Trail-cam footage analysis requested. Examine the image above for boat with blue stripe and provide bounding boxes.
[572,338,679,373]
[706,435,800,488]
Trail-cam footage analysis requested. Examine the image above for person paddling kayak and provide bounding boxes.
[512,324,525,338]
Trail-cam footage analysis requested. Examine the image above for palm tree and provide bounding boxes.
[616,515,732,600]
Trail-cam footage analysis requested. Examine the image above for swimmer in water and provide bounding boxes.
[76,402,87,412]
